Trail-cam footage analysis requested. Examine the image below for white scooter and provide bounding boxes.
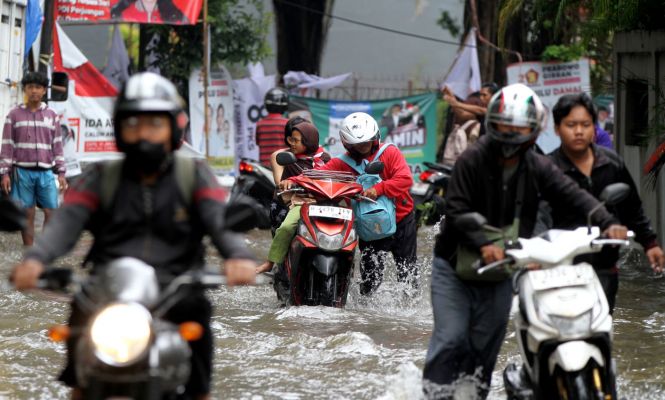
[457,183,631,400]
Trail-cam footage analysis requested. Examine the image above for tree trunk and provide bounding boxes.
[273,0,334,79]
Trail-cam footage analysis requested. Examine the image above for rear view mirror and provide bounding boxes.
[599,183,630,206]
[275,151,297,166]
[455,212,487,232]
[365,161,384,175]
[50,72,69,102]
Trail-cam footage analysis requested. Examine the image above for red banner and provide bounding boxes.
[56,0,202,25]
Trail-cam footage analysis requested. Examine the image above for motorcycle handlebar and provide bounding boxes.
[475,257,514,275]
[276,187,305,196]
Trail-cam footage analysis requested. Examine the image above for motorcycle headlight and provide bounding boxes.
[316,232,344,251]
[90,302,152,366]
[548,311,592,337]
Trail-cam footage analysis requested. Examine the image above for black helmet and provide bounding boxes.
[21,71,49,88]
[113,72,186,151]
[485,83,545,158]
[264,87,289,114]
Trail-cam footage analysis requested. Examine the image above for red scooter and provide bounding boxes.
[274,152,383,307]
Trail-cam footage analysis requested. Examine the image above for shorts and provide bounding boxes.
[10,167,58,209]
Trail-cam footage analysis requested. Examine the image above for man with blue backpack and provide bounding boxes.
[281,112,416,296]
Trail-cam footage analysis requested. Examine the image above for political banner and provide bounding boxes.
[56,0,202,25]
[290,93,438,175]
[232,74,276,165]
[507,58,591,154]
[189,65,235,173]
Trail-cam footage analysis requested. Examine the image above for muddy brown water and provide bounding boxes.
[0,221,664,399]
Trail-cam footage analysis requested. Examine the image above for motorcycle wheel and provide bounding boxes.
[552,366,613,400]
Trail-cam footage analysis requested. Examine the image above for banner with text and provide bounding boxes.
[507,58,591,154]
[56,0,202,25]
[290,93,438,175]
[189,64,235,173]
[232,74,276,166]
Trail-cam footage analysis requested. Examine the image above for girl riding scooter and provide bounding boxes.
[256,120,330,274]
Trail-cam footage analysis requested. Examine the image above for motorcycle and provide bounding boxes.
[273,151,382,307]
[229,158,275,229]
[32,196,265,400]
[411,161,451,228]
[457,183,631,400]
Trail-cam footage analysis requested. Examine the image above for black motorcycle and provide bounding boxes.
[411,162,451,228]
[229,158,275,230]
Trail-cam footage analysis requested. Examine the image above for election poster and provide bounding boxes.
[188,64,235,173]
[289,93,438,176]
[507,58,591,154]
[56,0,202,25]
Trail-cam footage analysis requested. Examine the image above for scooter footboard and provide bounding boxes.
[547,340,604,375]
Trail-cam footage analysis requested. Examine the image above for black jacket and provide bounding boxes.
[548,145,658,270]
[434,135,618,266]
[26,157,253,279]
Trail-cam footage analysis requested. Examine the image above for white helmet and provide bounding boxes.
[339,112,380,146]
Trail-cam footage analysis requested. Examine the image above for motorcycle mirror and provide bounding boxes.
[455,212,488,232]
[365,161,384,175]
[224,193,269,232]
[0,196,26,232]
[599,182,630,206]
[586,183,631,232]
[49,72,69,102]
[275,151,297,166]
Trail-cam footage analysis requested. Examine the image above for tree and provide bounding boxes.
[272,0,335,78]
[143,0,271,97]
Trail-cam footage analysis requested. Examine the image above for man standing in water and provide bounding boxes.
[1,71,67,246]
[423,84,627,399]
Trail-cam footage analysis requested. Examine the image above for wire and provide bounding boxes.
[272,0,476,49]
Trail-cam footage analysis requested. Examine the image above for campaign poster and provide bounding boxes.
[232,74,276,166]
[56,0,202,25]
[188,64,235,173]
[290,93,438,176]
[507,58,591,154]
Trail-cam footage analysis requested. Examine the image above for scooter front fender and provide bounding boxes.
[312,254,339,277]
[547,340,605,375]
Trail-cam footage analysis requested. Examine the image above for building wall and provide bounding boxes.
[614,31,665,239]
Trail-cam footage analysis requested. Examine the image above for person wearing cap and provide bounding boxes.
[1,71,67,246]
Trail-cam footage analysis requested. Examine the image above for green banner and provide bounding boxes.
[290,93,438,175]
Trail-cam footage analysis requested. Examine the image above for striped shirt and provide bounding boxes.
[255,113,288,167]
[1,103,65,176]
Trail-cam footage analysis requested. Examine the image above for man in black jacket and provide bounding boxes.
[10,72,256,400]
[422,84,627,399]
[546,93,664,313]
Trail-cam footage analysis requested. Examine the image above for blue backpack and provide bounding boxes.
[339,143,397,241]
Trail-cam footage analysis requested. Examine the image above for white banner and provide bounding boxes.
[188,64,235,173]
[443,28,481,99]
[232,74,276,164]
[507,58,591,154]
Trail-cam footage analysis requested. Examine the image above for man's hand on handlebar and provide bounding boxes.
[278,179,294,191]
[480,244,505,265]
[362,187,378,200]
[602,224,628,240]
[10,259,45,290]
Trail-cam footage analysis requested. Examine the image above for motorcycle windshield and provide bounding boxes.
[88,258,160,308]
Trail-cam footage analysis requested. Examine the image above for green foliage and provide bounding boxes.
[436,11,461,38]
[540,43,585,62]
[145,0,271,96]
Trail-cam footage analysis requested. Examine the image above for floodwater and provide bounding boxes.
[0,221,664,399]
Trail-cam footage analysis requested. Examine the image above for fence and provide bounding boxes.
[315,73,440,101]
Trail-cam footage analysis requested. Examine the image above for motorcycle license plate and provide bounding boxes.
[309,205,353,221]
[411,182,430,196]
[528,265,595,291]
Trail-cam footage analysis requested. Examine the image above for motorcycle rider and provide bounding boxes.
[545,92,665,313]
[256,87,289,167]
[10,72,256,400]
[257,120,330,274]
[283,112,416,296]
[422,84,628,399]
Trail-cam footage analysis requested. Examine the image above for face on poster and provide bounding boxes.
[56,0,202,25]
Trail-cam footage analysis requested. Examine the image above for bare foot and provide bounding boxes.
[256,261,273,274]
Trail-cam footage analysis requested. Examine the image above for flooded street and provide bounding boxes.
[1,222,664,399]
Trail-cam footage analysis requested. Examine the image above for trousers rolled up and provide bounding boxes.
[359,210,418,295]
[423,256,513,400]
[267,206,302,264]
